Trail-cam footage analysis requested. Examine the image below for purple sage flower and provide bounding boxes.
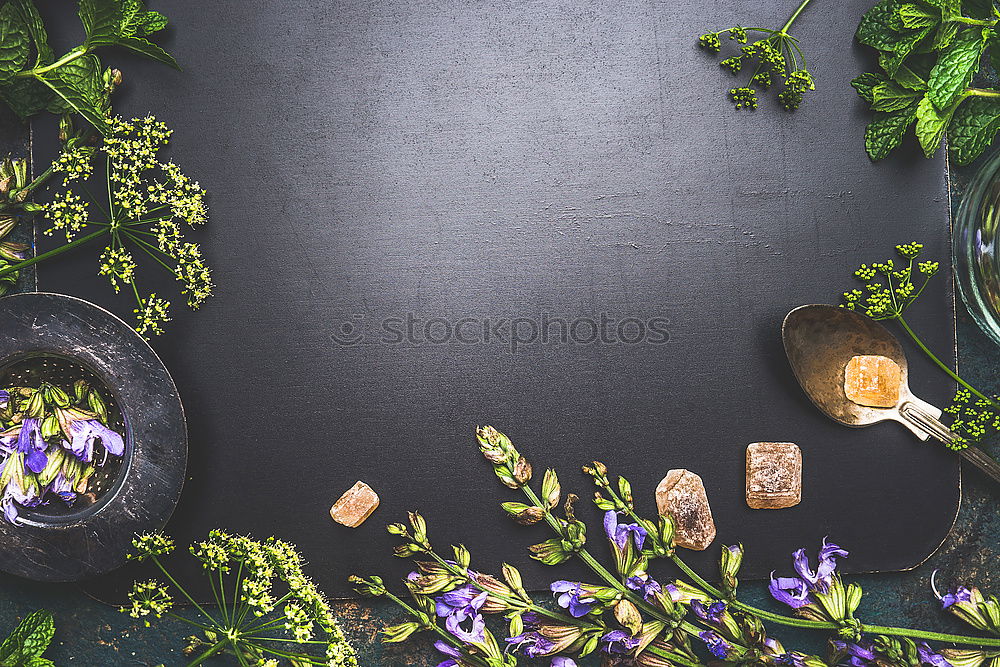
[551,658,578,667]
[15,418,47,474]
[601,630,640,655]
[625,573,662,601]
[832,639,877,667]
[66,419,124,462]
[550,581,597,617]
[604,510,647,550]
[770,538,848,609]
[433,640,463,667]
[435,585,488,644]
[46,472,77,505]
[692,599,728,623]
[940,586,973,610]
[699,630,733,659]
[917,643,953,667]
[505,631,555,658]
[0,390,8,410]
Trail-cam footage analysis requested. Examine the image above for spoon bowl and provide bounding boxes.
[782,304,1000,483]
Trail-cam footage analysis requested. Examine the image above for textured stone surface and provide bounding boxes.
[655,469,716,551]
[330,481,380,528]
[844,354,901,408]
[746,442,802,509]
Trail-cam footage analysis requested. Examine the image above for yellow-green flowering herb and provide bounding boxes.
[0,115,212,338]
[124,530,358,667]
[842,242,1000,453]
[697,0,816,111]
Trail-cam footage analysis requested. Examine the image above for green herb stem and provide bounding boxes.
[896,315,994,405]
[185,639,229,667]
[779,0,815,35]
[0,227,107,279]
[967,88,1000,99]
[15,46,88,78]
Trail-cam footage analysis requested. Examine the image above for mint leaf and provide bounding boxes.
[963,0,996,18]
[915,94,962,157]
[0,76,52,119]
[35,55,109,134]
[852,72,887,102]
[117,36,179,69]
[899,3,939,28]
[928,26,988,110]
[872,80,923,110]
[857,0,906,49]
[0,610,54,663]
[922,0,960,17]
[12,0,52,66]
[931,20,958,50]
[78,0,123,47]
[878,26,933,76]
[0,2,30,84]
[865,100,920,160]
[895,63,929,90]
[22,658,55,667]
[990,29,1000,77]
[949,95,1000,164]
[120,0,168,37]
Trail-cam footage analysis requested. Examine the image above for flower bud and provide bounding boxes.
[0,216,14,241]
[501,563,524,592]
[614,599,643,635]
[541,468,560,509]
[720,544,743,593]
[528,538,572,566]
[381,621,421,643]
[513,456,532,485]
[408,511,427,543]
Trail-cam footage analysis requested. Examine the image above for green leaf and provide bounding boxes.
[878,26,933,76]
[865,100,921,160]
[990,29,1000,78]
[949,95,1000,164]
[120,0,168,37]
[922,0,960,17]
[35,55,109,134]
[932,20,959,50]
[78,0,123,46]
[117,36,179,69]
[853,72,886,103]
[0,2,30,84]
[857,0,906,49]
[928,27,988,110]
[22,658,55,667]
[963,0,996,18]
[13,0,52,66]
[894,63,929,90]
[0,73,50,119]
[872,80,923,110]
[899,3,939,28]
[915,94,962,157]
[0,610,54,663]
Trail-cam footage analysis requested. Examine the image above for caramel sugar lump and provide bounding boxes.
[655,469,716,550]
[844,354,901,408]
[330,481,380,528]
[746,442,802,509]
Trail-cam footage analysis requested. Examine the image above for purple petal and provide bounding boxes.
[434,641,462,658]
[769,575,811,609]
[550,581,576,593]
[603,510,618,542]
[24,448,47,474]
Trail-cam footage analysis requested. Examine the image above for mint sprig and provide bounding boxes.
[0,610,55,667]
[855,0,1000,164]
[0,0,177,136]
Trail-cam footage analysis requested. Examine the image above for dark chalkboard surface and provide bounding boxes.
[31,0,958,599]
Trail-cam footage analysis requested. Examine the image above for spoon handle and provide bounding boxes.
[901,403,1000,484]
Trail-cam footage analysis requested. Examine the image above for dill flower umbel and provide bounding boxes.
[124,530,358,667]
[6,115,213,338]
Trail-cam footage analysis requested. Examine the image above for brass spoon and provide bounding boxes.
[782,304,1000,484]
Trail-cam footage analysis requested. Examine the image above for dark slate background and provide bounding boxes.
[28,0,959,601]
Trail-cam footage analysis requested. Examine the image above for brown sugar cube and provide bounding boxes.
[844,355,901,408]
[655,469,716,550]
[330,481,379,528]
[746,442,802,509]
